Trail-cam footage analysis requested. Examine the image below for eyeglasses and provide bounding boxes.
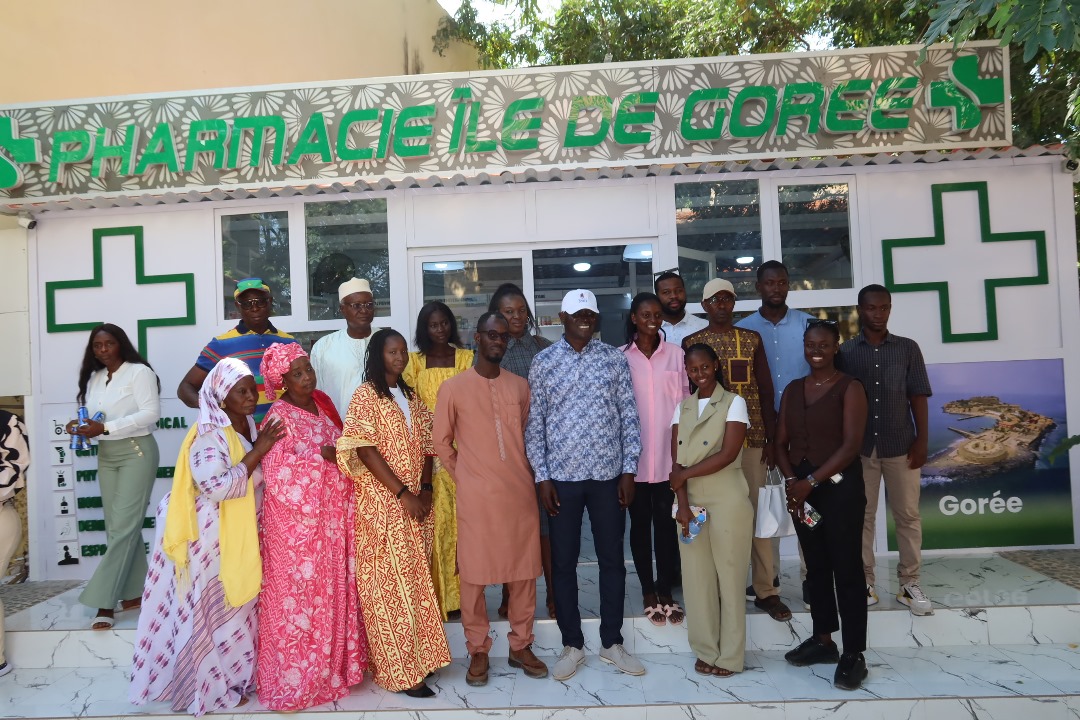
[343,301,375,311]
[480,330,511,342]
[806,319,838,328]
[702,294,735,307]
[236,298,270,310]
[652,266,681,279]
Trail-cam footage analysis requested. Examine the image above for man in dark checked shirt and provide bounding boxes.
[838,284,933,616]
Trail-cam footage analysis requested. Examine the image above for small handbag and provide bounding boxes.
[755,466,797,538]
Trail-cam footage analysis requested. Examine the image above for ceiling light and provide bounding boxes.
[573,262,592,272]
[423,261,466,272]
[622,244,653,262]
[736,256,754,264]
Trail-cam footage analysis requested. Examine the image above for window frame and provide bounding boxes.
[214,191,403,335]
[668,171,864,317]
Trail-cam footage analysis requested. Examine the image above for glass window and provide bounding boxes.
[221,211,291,319]
[306,199,391,321]
[532,244,653,348]
[421,258,523,350]
[675,180,762,301]
[778,183,853,291]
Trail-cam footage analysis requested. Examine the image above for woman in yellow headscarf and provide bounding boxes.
[129,358,284,717]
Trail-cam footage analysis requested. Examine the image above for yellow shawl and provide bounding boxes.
[162,424,261,608]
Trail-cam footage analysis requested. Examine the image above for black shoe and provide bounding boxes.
[784,637,840,667]
[745,585,755,601]
[401,682,435,698]
[802,579,812,610]
[773,575,780,588]
[833,652,868,690]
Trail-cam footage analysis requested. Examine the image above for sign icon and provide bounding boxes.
[882,182,1048,343]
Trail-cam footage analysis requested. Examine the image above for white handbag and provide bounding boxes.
[754,466,797,538]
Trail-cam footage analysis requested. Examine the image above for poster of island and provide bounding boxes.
[891,358,1073,550]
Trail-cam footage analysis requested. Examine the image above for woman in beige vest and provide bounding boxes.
[669,343,753,677]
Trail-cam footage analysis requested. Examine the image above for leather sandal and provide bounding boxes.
[754,594,792,622]
[644,604,666,626]
[662,601,684,626]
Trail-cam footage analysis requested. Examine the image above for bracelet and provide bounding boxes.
[396,486,408,499]
[784,476,797,482]
[420,483,434,492]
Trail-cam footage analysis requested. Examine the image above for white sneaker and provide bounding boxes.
[552,646,586,681]
[0,661,11,678]
[599,643,646,676]
[866,584,879,606]
[898,582,933,616]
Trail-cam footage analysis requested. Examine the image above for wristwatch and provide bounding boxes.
[805,473,820,488]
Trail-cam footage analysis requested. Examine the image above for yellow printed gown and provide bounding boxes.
[403,348,474,620]
[337,383,451,692]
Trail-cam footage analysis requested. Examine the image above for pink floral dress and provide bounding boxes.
[255,395,368,711]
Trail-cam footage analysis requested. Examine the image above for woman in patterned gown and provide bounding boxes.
[402,301,473,620]
[255,343,368,711]
[129,358,284,716]
[338,328,451,697]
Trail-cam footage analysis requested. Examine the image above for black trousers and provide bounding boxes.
[628,481,679,598]
[793,458,867,654]
[548,478,626,649]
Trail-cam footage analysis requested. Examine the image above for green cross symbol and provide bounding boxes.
[45,226,196,355]
[882,182,1048,343]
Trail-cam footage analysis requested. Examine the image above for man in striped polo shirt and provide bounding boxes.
[177,278,296,423]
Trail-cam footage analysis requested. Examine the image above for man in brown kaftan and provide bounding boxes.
[433,312,547,687]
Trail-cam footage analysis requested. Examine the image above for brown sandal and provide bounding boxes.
[694,659,734,677]
[753,594,792,622]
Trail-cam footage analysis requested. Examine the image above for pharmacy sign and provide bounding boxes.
[0,43,1008,204]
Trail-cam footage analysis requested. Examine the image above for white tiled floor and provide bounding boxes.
[3,645,1079,719]
[4,552,1080,718]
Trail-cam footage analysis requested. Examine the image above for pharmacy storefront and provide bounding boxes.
[2,42,1078,581]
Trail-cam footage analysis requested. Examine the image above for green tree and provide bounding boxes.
[435,0,1078,150]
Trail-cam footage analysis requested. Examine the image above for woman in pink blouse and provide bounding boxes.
[622,292,690,626]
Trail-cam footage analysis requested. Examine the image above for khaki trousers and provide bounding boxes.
[460,577,536,655]
[0,500,22,665]
[862,450,922,586]
[742,447,779,598]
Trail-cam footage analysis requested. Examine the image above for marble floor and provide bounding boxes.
[8,552,1080,636]
[3,550,1080,719]
[3,644,1079,719]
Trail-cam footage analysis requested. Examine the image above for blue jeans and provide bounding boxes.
[547,478,626,649]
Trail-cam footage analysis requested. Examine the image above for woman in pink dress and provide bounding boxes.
[255,343,368,711]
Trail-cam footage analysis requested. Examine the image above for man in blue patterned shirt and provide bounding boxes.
[526,289,644,681]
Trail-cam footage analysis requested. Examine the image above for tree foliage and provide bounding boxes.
[434,0,1079,150]
[911,0,1080,61]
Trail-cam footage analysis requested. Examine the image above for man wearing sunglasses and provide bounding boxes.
[310,277,377,416]
[177,277,296,423]
[433,312,548,686]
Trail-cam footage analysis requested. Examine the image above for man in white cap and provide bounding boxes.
[684,278,790,622]
[526,289,644,681]
[310,278,376,416]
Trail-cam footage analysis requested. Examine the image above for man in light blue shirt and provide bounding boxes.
[526,289,644,682]
[736,260,813,605]
[736,261,813,415]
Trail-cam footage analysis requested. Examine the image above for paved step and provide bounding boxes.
[3,645,1079,720]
